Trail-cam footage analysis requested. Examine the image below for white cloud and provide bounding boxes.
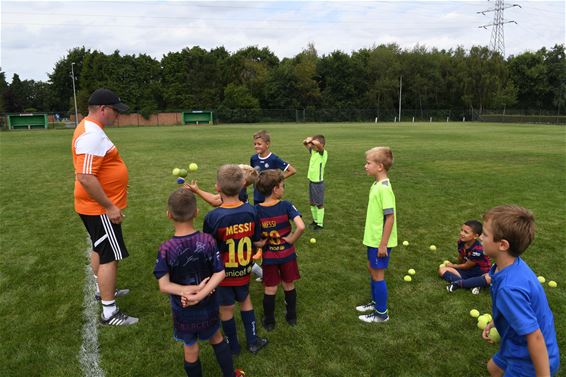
[1,0,564,82]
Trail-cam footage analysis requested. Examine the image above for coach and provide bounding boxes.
[72,88,138,326]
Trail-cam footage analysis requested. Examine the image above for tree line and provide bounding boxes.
[1,43,564,120]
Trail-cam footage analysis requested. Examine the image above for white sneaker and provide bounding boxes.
[358,311,389,323]
[471,287,481,295]
[355,301,376,312]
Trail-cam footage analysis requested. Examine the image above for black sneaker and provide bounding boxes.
[286,317,297,326]
[95,288,130,301]
[308,221,317,229]
[247,337,268,354]
[100,309,139,326]
[262,317,275,332]
[446,283,459,293]
[313,224,324,232]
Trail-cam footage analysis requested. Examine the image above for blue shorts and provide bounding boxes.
[217,285,250,306]
[455,266,484,279]
[174,321,220,346]
[367,247,392,269]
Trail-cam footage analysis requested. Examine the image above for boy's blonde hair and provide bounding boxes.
[168,188,197,222]
[366,146,393,171]
[217,164,244,197]
[253,130,271,143]
[255,169,284,197]
[238,164,259,186]
[483,205,535,257]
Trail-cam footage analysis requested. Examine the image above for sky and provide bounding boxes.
[1,0,564,83]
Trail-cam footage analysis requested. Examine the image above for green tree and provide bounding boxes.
[0,70,8,113]
[48,47,89,112]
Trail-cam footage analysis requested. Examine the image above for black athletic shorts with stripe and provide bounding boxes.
[79,214,129,264]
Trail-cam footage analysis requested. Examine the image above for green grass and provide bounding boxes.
[1,122,565,377]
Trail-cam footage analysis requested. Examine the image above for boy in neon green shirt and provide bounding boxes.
[303,135,328,231]
[356,146,397,323]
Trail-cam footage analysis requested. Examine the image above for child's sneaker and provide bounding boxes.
[355,301,375,312]
[262,317,275,332]
[234,369,246,377]
[358,311,389,323]
[95,288,130,301]
[446,283,459,293]
[471,287,481,295]
[308,221,317,229]
[247,337,268,354]
[100,309,139,326]
[313,224,324,232]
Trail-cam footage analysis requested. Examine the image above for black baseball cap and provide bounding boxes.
[88,88,129,112]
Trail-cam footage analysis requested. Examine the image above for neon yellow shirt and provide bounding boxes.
[307,149,328,182]
[363,179,397,248]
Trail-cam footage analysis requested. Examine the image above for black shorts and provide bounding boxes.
[79,214,129,264]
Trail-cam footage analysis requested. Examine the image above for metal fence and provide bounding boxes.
[2,108,564,129]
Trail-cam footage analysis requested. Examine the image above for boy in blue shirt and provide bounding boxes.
[203,164,268,355]
[303,134,328,231]
[254,169,305,330]
[481,205,559,377]
[153,188,245,377]
[250,130,296,204]
[356,147,397,323]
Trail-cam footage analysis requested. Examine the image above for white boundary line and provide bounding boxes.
[78,236,105,377]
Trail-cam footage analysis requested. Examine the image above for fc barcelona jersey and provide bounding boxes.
[255,200,301,265]
[203,202,261,286]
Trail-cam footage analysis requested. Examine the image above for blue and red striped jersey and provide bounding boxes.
[255,200,301,265]
[203,202,261,286]
[458,239,491,273]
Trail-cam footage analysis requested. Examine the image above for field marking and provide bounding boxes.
[79,237,105,377]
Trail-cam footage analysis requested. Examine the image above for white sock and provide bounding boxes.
[252,263,263,278]
[94,275,100,295]
[101,300,117,319]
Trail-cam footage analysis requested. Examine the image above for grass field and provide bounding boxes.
[1,122,564,377]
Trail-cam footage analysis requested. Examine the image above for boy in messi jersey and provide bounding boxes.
[203,164,268,355]
[250,130,296,204]
[255,169,305,331]
[186,165,263,280]
[154,188,245,377]
[303,134,328,231]
[480,205,559,377]
[440,220,492,294]
[356,147,397,323]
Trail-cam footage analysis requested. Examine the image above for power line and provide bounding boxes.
[478,0,521,56]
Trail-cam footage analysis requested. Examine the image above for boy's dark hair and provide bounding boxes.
[256,169,284,196]
[168,188,197,222]
[313,134,326,145]
[253,130,271,143]
[217,164,244,197]
[464,220,482,236]
[366,146,393,171]
[483,205,535,257]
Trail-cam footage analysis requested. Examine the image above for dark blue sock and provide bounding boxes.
[263,294,276,324]
[371,280,388,315]
[442,272,460,283]
[184,359,202,377]
[221,318,240,354]
[284,289,297,321]
[460,275,488,289]
[212,339,234,377]
[240,310,257,345]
